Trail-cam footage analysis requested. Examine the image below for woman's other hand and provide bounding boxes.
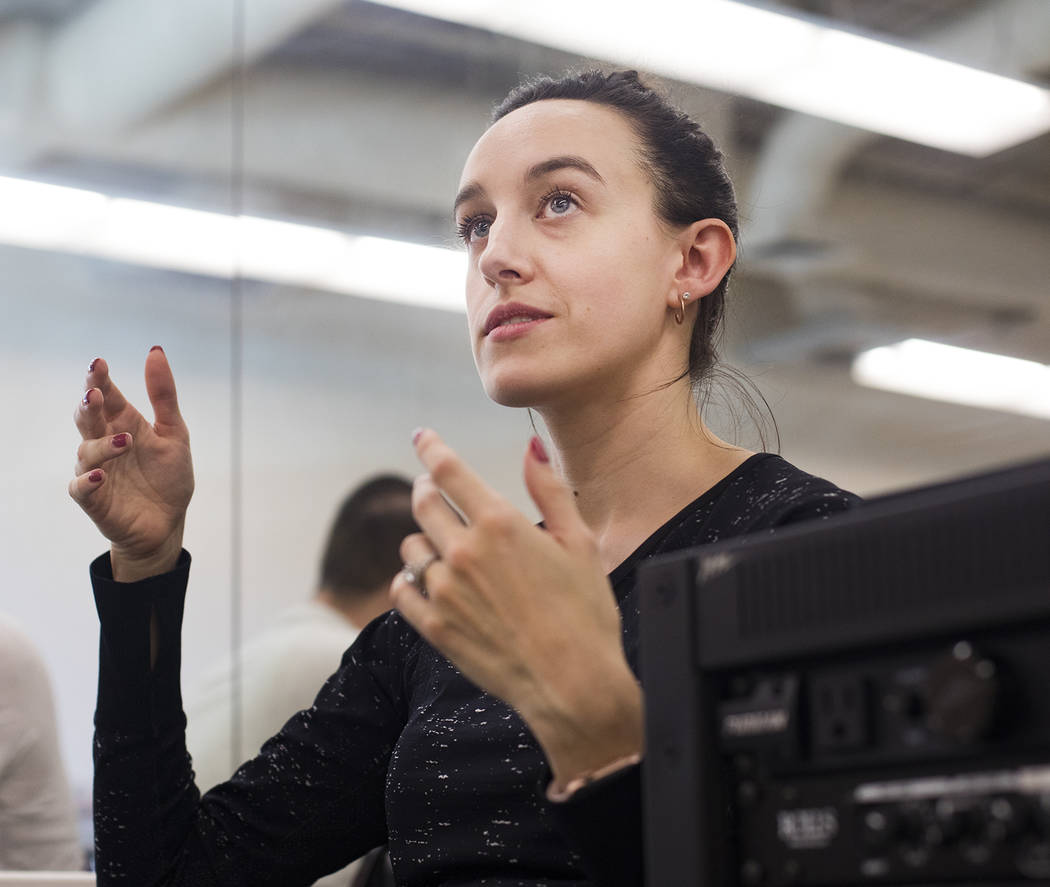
[391,429,642,788]
[69,348,194,582]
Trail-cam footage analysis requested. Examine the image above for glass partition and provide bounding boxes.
[0,0,240,869]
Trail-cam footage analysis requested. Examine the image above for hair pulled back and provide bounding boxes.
[492,69,738,391]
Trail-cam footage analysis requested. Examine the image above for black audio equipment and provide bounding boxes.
[640,458,1050,886]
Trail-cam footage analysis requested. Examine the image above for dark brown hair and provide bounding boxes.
[319,474,418,599]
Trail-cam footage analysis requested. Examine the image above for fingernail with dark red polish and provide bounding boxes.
[88,470,103,483]
[530,435,549,463]
[412,427,424,445]
[82,389,93,407]
[112,433,129,448]
[88,358,99,373]
[150,345,164,353]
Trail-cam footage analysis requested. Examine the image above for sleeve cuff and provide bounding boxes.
[91,549,192,733]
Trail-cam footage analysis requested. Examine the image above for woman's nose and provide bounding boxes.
[478,217,533,288]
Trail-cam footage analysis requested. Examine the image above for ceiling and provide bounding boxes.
[0,0,1046,492]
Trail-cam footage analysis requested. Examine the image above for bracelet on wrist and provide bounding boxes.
[546,752,642,803]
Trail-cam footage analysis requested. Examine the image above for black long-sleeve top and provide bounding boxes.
[91,453,859,886]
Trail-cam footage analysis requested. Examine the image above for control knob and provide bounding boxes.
[924,641,999,742]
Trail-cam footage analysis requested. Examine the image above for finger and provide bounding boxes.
[74,387,108,441]
[75,432,133,475]
[399,532,438,568]
[413,428,499,520]
[523,435,586,541]
[85,355,106,385]
[68,467,107,505]
[87,356,131,420]
[144,346,185,432]
[389,562,433,632]
[411,474,466,553]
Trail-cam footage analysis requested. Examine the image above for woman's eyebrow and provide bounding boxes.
[453,182,485,217]
[524,155,605,186]
[453,155,606,217]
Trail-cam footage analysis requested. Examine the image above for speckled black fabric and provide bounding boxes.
[90,453,859,886]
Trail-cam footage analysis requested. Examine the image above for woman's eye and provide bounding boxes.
[550,195,572,214]
[540,190,578,219]
[457,216,491,244]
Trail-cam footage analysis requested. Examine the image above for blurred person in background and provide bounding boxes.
[0,612,83,871]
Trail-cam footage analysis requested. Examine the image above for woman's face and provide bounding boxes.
[455,99,686,411]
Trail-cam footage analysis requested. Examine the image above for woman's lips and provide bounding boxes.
[483,302,554,340]
[486,316,551,342]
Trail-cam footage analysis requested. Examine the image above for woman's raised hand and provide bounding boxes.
[391,430,643,788]
[69,348,194,582]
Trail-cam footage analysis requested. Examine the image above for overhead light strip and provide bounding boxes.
[372,0,1050,156]
[852,338,1050,420]
[0,175,468,312]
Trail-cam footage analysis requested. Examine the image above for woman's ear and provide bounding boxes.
[673,218,736,299]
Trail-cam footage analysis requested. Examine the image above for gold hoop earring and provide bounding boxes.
[674,292,690,325]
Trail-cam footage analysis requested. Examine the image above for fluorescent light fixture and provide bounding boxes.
[373,0,1050,156]
[0,175,467,312]
[852,338,1050,420]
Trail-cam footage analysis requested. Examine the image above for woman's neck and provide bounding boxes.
[540,381,752,574]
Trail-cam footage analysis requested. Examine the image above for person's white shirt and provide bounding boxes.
[184,598,362,791]
[0,614,82,872]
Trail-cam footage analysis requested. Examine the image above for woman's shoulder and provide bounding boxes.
[648,453,860,557]
[614,454,860,581]
[701,452,861,535]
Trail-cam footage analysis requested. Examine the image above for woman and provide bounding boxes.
[70,70,858,886]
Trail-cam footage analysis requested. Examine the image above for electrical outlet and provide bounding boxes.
[810,673,869,752]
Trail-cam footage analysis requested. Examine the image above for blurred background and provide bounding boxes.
[0,0,1046,867]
